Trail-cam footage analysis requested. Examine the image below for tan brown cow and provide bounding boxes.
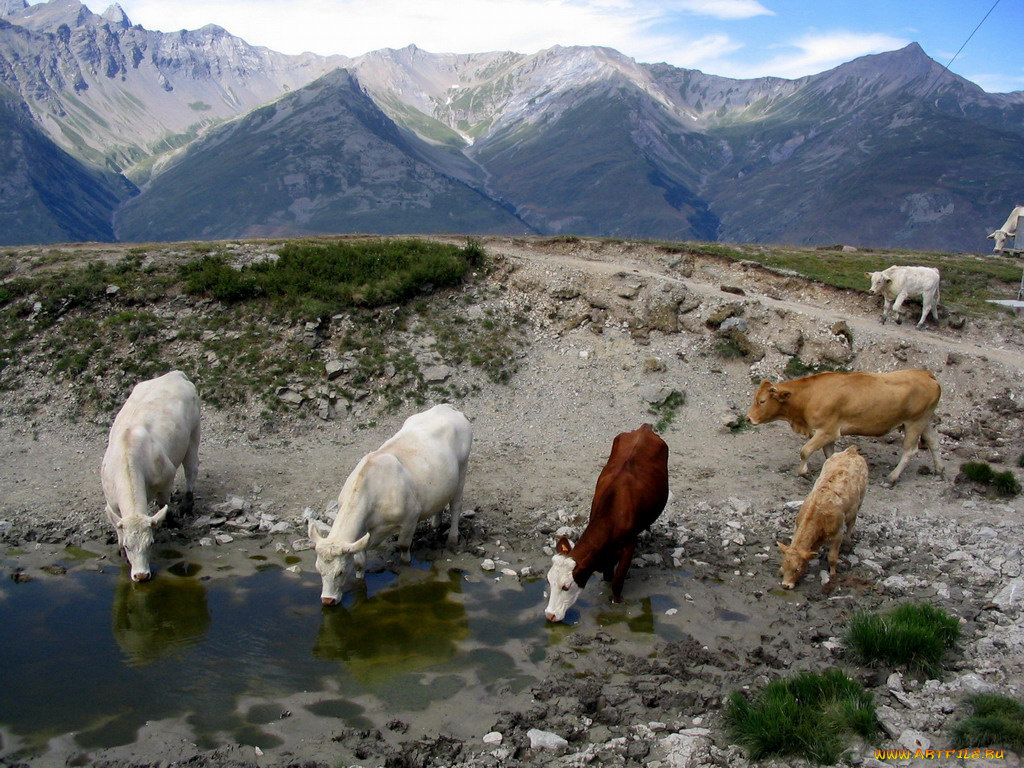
[778,445,868,590]
[746,369,942,485]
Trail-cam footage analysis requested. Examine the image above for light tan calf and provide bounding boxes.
[778,446,868,590]
[746,369,942,485]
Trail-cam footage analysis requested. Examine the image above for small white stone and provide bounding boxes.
[481,559,496,571]
[527,728,568,750]
[483,732,503,745]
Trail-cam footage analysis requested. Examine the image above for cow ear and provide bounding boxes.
[864,272,872,279]
[307,520,325,544]
[556,536,573,556]
[150,505,169,527]
[342,532,371,554]
[773,389,792,403]
[105,504,122,528]
[777,541,789,553]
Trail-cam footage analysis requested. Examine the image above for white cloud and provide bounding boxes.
[101,0,766,59]
[717,30,911,80]
[670,0,773,20]
[967,72,1024,94]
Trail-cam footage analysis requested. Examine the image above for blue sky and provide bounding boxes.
[50,0,1024,92]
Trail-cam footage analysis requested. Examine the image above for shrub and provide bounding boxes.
[845,602,960,676]
[961,461,995,484]
[960,461,1020,497]
[648,390,686,432]
[726,668,877,765]
[950,694,1024,753]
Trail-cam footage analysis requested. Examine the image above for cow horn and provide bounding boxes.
[340,533,370,554]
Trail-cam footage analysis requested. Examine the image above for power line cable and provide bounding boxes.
[923,0,1001,96]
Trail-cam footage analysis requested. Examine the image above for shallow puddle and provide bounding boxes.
[0,550,780,760]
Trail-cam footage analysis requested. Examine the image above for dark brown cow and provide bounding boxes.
[746,369,942,486]
[544,424,669,622]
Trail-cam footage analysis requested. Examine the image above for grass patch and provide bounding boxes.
[648,390,686,432]
[959,461,1021,497]
[644,238,1022,317]
[845,602,960,677]
[950,694,1024,754]
[0,238,520,420]
[725,668,877,765]
[730,415,753,434]
[783,356,849,379]
[180,238,481,316]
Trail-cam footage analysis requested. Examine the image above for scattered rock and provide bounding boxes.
[527,728,568,750]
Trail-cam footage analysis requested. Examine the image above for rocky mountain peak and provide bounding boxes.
[100,2,130,28]
[12,0,93,30]
[0,0,27,18]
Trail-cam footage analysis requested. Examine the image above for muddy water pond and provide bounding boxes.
[0,544,779,762]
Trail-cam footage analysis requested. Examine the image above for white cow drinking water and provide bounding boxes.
[309,404,472,605]
[101,371,201,582]
[987,205,1024,253]
[865,265,940,328]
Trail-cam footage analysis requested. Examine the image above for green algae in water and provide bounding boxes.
[596,596,656,633]
[250,555,269,561]
[284,555,302,565]
[62,545,102,560]
[112,573,211,666]
[313,579,468,684]
[167,561,202,577]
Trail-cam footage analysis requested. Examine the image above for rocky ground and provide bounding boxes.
[2,236,1024,768]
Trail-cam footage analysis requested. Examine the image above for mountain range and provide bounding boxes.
[2,0,1023,250]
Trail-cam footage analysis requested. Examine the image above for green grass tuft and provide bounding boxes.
[726,668,877,765]
[961,461,995,484]
[950,694,1024,753]
[845,602,960,677]
[960,461,1020,497]
[648,390,686,432]
[783,356,849,379]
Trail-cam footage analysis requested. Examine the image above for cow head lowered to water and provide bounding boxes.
[543,424,669,623]
[101,370,201,583]
[308,526,370,604]
[544,537,585,623]
[106,504,169,582]
[310,404,472,606]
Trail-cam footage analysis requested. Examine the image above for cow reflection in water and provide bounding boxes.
[313,578,468,684]
[112,572,211,665]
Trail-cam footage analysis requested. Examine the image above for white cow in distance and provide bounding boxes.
[101,371,201,582]
[865,265,940,328]
[987,205,1024,253]
[309,404,472,606]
